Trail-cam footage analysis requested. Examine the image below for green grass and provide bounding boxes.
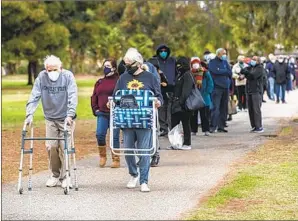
[2,74,98,89]
[2,74,97,128]
[187,128,298,220]
[2,95,94,128]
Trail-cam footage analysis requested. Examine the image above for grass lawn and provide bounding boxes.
[187,123,298,220]
[2,74,99,128]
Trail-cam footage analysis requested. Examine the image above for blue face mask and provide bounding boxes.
[250,60,257,66]
[159,51,168,59]
[221,55,227,60]
[103,67,112,75]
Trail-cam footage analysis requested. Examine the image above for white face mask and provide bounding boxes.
[278,59,284,63]
[47,71,60,81]
[192,63,201,69]
[290,58,295,64]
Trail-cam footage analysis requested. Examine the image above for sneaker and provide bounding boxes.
[178,145,192,150]
[46,176,59,187]
[151,154,160,167]
[204,132,210,136]
[218,128,228,133]
[166,146,177,150]
[254,128,264,133]
[61,177,73,189]
[126,176,139,189]
[140,183,150,192]
[191,132,197,136]
[250,127,256,132]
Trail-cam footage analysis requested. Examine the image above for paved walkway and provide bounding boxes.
[2,90,298,220]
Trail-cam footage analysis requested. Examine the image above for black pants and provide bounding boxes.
[190,110,199,133]
[247,93,262,129]
[237,85,246,110]
[200,106,210,132]
[171,111,191,145]
[158,97,170,132]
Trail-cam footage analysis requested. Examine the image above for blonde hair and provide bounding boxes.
[123,48,144,65]
[44,55,62,69]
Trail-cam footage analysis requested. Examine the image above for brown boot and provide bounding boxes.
[98,146,107,168]
[111,150,120,168]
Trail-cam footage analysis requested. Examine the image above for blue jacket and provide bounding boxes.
[144,62,160,84]
[199,71,214,108]
[208,57,232,89]
[265,61,275,78]
[156,44,176,87]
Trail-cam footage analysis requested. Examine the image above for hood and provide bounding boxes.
[156,44,171,60]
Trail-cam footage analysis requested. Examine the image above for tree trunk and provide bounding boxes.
[27,60,38,85]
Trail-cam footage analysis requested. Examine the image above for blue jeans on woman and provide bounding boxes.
[96,112,120,148]
[123,129,152,185]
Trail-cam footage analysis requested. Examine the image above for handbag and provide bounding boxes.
[185,74,205,111]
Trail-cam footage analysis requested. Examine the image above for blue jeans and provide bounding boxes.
[210,87,229,130]
[123,129,152,184]
[275,83,286,102]
[96,112,120,148]
[268,77,275,100]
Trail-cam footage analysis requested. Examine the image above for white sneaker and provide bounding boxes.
[61,177,73,189]
[46,176,59,187]
[126,176,139,189]
[204,132,210,136]
[178,145,192,150]
[191,132,197,136]
[140,183,150,192]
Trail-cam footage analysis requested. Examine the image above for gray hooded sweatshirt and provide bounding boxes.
[26,69,78,121]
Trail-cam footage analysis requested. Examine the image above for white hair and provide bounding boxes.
[237,55,245,61]
[216,48,225,56]
[44,55,62,69]
[123,48,144,65]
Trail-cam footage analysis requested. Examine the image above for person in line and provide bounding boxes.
[190,57,214,136]
[110,48,163,192]
[265,54,277,101]
[155,44,176,136]
[25,55,78,188]
[273,56,291,104]
[167,57,193,150]
[232,55,248,112]
[240,56,265,133]
[91,58,120,168]
[208,48,232,133]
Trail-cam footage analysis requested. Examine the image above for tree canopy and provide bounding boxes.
[2,1,298,83]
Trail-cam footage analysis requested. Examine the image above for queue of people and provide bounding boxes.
[24,47,298,193]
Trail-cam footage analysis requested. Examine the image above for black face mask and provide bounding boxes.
[125,62,138,75]
[176,65,187,75]
[126,66,138,75]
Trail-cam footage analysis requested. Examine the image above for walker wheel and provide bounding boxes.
[64,188,69,195]
[19,187,23,195]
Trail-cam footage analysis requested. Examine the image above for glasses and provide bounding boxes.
[125,61,137,68]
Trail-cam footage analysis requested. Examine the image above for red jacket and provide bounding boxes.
[91,74,118,116]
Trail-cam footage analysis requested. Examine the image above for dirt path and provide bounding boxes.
[2,120,99,183]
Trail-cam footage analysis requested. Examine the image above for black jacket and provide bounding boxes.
[273,62,290,84]
[171,71,193,114]
[240,64,264,94]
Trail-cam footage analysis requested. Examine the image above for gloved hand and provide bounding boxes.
[25,114,33,125]
[65,116,73,125]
